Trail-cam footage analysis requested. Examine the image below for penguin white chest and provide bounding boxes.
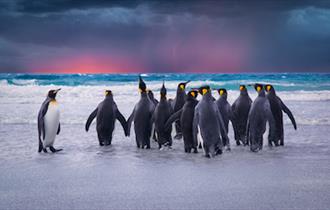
[43,101,60,147]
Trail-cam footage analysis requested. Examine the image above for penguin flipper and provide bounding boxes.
[165,109,182,131]
[85,108,98,132]
[192,106,199,146]
[127,109,135,136]
[38,99,50,152]
[278,97,297,130]
[57,123,60,135]
[116,109,128,136]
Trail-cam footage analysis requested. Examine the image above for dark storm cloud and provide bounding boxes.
[0,0,330,72]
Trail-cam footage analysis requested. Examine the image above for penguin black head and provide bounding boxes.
[160,81,167,98]
[48,88,61,99]
[217,88,227,97]
[265,84,275,93]
[253,83,264,92]
[178,80,191,91]
[198,85,210,95]
[239,85,247,91]
[147,89,154,98]
[138,75,147,93]
[188,89,198,99]
[105,90,112,97]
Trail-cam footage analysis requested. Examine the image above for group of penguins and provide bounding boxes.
[37,76,297,158]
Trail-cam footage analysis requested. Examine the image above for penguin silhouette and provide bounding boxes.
[246,84,272,152]
[171,80,190,139]
[265,84,297,146]
[231,85,252,145]
[165,89,199,153]
[85,90,128,146]
[127,76,155,149]
[151,82,173,149]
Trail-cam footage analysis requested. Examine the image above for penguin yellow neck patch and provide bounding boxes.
[180,84,184,90]
[50,100,57,105]
[190,92,195,97]
[240,86,244,91]
[202,88,208,95]
[266,85,271,91]
[219,90,224,95]
[257,86,261,92]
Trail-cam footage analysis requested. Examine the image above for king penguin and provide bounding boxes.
[246,84,272,152]
[231,85,252,145]
[193,86,229,158]
[265,84,297,146]
[151,82,173,149]
[165,89,199,153]
[37,89,62,153]
[127,76,155,149]
[171,80,190,139]
[85,90,128,146]
[215,88,233,149]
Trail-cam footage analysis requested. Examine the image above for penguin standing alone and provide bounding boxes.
[231,85,252,145]
[37,89,62,153]
[151,82,173,149]
[265,84,297,146]
[193,86,229,158]
[165,89,199,153]
[171,80,190,139]
[85,90,128,146]
[127,76,155,149]
[246,84,272,152]
[215,88,233,149]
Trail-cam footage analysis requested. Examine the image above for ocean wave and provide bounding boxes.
[12,79,37,86]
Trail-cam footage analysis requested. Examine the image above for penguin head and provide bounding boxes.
[47,88,61,99]
[198,85,210,95]
[253,83,264,93]
[265,84,275,93]
[160,81,167,98]
[138,75,147,93]
[188,89,198,99]
[105,90,112,97]
[178,80,190,91]
[217,88,227,97]
[239,85,247,91]
[147,89,154,99]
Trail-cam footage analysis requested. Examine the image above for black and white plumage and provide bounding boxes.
[193,86,229,158]
[37,89,62,153]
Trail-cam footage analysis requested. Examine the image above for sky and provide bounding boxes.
[0,0,330,73]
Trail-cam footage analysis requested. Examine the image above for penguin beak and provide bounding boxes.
[54,88,61,93]
[184,80,191,85]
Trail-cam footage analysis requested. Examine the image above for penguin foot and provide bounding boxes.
[193,148,198,153]
[225,146,231,151]
[216,149,223,155]
[236,141,241,146]
[49,146,62,153]
[205,154,211,158]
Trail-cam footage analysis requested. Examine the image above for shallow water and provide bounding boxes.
[1,73,330,209]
